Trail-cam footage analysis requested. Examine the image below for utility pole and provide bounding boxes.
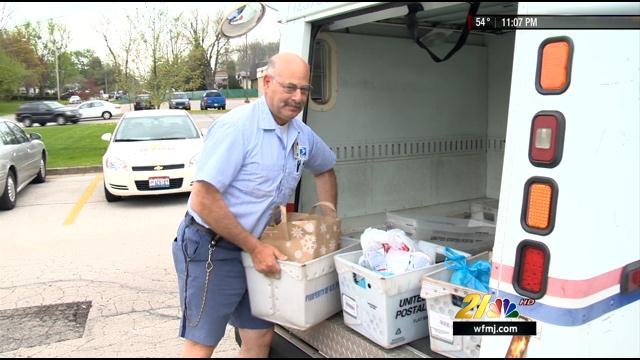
[55,48,60,101]
[105,70,108,98]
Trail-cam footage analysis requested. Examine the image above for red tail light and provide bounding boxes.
[529,111,565,168]
[513,240,550,299]
[621,261,640,294]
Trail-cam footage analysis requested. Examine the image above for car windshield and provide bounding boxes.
[173,93,188,99]
[205,92,221,97]
[43,101,65,109]
[114,115,200,142]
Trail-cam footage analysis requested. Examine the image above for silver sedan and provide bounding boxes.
[0,120,47,210]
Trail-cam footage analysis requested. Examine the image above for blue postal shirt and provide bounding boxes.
[187,96,336,238]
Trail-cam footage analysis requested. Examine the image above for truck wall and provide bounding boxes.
[486,32,515,199]
[301,32,514,219]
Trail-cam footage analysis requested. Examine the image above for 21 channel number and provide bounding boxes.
[455,294,492,319]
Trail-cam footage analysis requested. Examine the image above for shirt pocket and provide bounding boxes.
[242,162,282,198]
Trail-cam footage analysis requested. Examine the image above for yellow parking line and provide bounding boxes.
[63,174,102,226]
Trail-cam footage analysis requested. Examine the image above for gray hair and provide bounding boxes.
[266,57,277,76]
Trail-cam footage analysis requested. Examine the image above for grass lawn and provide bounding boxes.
[1,100,72,115]
[0,101,22,116]
[25,123,116,168]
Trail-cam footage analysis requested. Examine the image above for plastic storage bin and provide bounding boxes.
[241,237,360,330]
[386,212,495,256]
[334,242,470,349]
[420,251,492,358]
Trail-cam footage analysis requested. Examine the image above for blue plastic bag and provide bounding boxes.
[443,247,491,292]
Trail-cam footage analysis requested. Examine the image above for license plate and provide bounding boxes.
[149,177,170,189]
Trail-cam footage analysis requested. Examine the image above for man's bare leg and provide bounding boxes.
[183,339,215,358]
[238,327,274,358]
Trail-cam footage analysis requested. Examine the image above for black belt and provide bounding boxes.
[184,212,242,251]
[184,211,216,237]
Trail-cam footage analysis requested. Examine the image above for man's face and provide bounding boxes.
[264,67,311,125]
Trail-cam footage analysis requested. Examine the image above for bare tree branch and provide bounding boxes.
[0,3,12,31]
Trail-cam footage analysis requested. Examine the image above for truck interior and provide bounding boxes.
[289,2,520,357]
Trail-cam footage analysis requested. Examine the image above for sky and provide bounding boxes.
[4,2,284,59]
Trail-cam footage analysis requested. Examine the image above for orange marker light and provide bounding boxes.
[521,177,558,235]
[540,42,570,90]
[526,183,552,229]
[536,37,573,95]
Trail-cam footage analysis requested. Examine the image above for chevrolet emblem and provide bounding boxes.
[154,165,164,171]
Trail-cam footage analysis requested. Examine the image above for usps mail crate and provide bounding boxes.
[334,242,470,349]
[420,251,491,358]
[386,212,495,256]
[241,237,360,330]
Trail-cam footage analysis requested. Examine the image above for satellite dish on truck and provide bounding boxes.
[219,3,266,38]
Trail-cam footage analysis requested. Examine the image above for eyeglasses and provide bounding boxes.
[272,78,313,96]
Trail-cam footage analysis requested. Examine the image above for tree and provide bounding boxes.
[101,15,141,106]
[0,28,44,90]
[236,40,279,77]
[42,19,69,96]
[138,5,172,108]
[18,21,49,93]
[183,43,208,90]
[0,3,12,32]
[225,59,240,89]
[185,9,228,89]
[0,49,27,99]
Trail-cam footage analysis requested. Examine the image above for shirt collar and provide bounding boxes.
[257,96,301,133]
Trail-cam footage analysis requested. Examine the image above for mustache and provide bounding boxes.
[285,101,302,110]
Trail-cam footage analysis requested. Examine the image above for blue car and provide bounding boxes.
[200,90,226,110]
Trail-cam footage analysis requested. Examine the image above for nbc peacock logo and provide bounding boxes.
[455,294,520,319]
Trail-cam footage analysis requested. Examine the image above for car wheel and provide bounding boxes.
[22,117,33,127]
[102,111,112,120]
[104,183,121,202]
[56,115,66,125]
[33,155,46,184]
[222,106,226,110]
[0,171,17,210]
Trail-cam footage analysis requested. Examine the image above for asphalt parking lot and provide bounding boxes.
[0,174,240,357]
[0,98,258,357]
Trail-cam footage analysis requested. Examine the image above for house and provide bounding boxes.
[214,70,228,89]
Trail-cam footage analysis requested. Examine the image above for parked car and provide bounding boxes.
[76,100,123,120]
[69,95,82,104]
[134,94,155,111]
[15,101,81,127]
[200,90,226,110]
[101,110,204,202]
[169,92,191,110]
[0,119,47,210]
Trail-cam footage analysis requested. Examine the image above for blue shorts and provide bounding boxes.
[172,214,273,347]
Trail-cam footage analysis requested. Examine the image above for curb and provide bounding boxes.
[48,166,103,176]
